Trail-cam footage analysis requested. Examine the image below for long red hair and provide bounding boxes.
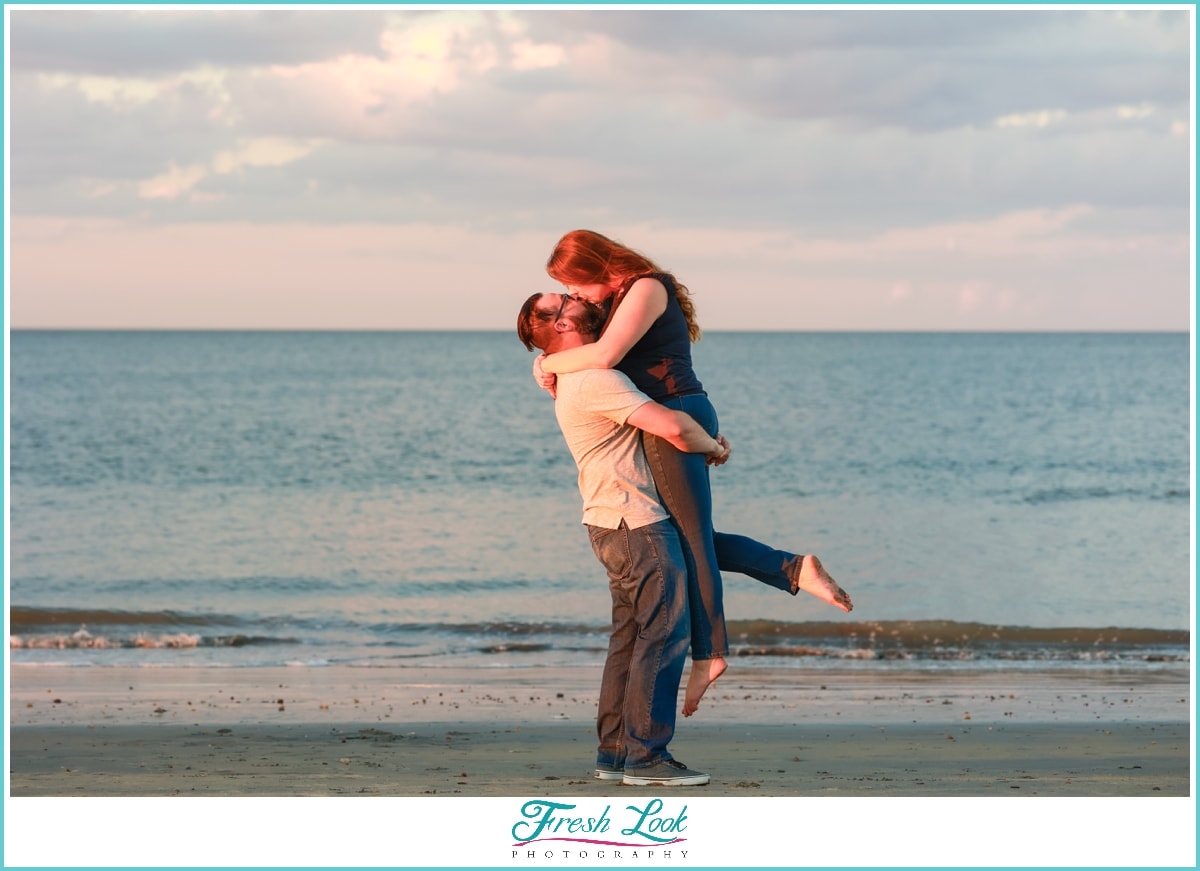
[545,229,701,341]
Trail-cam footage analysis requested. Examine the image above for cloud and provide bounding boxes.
[138,162,208,200]
[9,9,392,75]
[525,10,1190,132]
[6,7,1192,330]
[211,137,321,175]
[509,38,566,71]
[995,109,1070,129]
[134,137,323,201]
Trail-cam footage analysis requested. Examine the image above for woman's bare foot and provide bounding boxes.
[794,554,853,612]
[683,657,727,717]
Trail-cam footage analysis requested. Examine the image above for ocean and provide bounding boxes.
[6,330,1192,673]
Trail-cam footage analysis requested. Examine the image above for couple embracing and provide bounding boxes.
[518,229,853,787]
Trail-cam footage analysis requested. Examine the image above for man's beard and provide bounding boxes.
[575,298,608,337]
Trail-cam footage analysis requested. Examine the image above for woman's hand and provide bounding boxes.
[707,434,732,466]
[533,354,558,398]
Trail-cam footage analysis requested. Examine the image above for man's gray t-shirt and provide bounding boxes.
[554,369,670,531]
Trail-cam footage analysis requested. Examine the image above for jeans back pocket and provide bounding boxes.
[586,522,632,582]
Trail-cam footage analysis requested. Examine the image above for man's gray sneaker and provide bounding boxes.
[622,759,709,786]
[595,763,623,781]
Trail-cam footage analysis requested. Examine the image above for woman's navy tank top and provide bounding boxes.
[613,272,705,403]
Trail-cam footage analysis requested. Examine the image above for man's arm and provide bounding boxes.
[626,402,730,464]
[575,368,731,464]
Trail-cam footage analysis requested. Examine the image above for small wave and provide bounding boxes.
[1021,486,1189,505]
[383,578,538,597]
[724,619,1189,647]
[10,606,245,629]
[9,618,1188,667]
[478,642,554,654]
[10,625,298,651]
[730,645,1188,664]
[10,627,200,649]
[719,620,1190,664]
[402,620,602,637]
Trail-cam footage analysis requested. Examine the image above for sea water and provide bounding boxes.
[7,331,1191,672]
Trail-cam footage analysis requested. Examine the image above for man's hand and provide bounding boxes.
[707,434,731,466]
[533,354,557,398]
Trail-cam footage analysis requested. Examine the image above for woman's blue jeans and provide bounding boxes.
[642,393,804,660]
[587,519,691,771]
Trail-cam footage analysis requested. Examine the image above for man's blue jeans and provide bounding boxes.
[587,518,690,772]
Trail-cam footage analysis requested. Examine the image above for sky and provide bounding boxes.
[4,4,1194,331]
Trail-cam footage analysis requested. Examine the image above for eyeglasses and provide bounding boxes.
[535,293,571,323]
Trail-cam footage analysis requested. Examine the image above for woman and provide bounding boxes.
[534,229,853,716]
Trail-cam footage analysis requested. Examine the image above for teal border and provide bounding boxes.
[1,3,1195,870]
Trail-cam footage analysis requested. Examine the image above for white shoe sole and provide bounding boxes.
[622,773,710,786]
[594,769,624,781]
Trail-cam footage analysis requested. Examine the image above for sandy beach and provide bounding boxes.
[9,663,1192,797]
[7,663,1195,867]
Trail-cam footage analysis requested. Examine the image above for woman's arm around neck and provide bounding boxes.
[541,277,668,375]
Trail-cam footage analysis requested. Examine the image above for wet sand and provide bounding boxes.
[9,663,1191,797]
[6,664,1194,867]
[8,716,1191,798]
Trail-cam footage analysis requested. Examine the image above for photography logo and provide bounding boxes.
[510,799,691,861]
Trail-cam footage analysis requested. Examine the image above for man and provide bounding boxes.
[518,291,726,787]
